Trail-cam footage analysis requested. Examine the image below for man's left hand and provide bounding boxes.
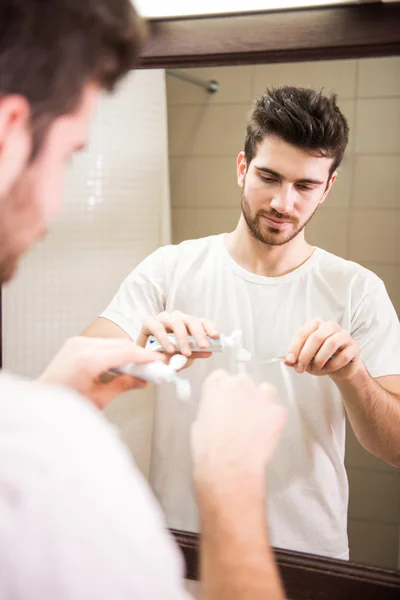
[284,318,360,379]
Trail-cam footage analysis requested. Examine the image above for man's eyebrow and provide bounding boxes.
[254,166,282,179]
[254,166,324,185]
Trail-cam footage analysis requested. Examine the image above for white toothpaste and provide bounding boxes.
[108,354,191,401]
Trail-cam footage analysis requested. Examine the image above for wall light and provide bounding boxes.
[134,0,361,20]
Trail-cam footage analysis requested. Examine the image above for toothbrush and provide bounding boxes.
[248,355,339,366]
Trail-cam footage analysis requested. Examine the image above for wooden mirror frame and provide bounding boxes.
[141,2,400,68]
[171,529,400,599]
[139,3,400,597]
[1,2,400,597]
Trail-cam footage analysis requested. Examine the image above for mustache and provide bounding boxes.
[257,210,297,224]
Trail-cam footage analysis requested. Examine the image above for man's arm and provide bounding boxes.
[81,245,219,359]
[199,478,284,600]
[285,313,400,467]
[82,247,169,343]
[82,317,132,340]
[332,368,400,467]
[193,372,286,600]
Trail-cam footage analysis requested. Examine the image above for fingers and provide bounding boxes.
[182,317,210,352]
[312,338,358,374]
[143,312,192,356]
[295,320,341,372]
[200,318,220,339]
[161,312,195,356]
[309,330,351,371]
[285,317,323,366]
[202,370,279,407]
[285,320,359,376]
[194,370,287,477]
[166,312,218,354]
[77,338,164,374]
[140,317,176,353]
[141,311,220,358]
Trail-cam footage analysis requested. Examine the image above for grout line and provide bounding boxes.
[356,95,400,100]
[171,205,400,212]
[168,96,400,108]
[348,517,400,527]
[169,102,255,109]
[345,464,400,477]
[169,153,400,159]
[348,64,359,263]
[250,63,256,99]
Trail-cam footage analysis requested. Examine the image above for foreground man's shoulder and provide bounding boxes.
[0,372,187,597]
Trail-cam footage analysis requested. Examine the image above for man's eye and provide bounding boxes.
[297,184,313,192]
[260,177,277,184]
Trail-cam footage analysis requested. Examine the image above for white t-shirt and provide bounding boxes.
[0,372,190,600]
[101,234,400,560]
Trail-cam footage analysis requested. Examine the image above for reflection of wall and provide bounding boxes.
[3,70,171,479]
[167,58,400,569]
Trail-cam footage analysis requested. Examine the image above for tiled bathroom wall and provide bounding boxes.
[167,58,400,569]
[2,69,171,478]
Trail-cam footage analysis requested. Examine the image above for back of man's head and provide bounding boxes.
[0,0,146,157]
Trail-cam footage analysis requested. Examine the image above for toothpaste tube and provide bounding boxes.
[145,329,251,363]
[108,354,191,401]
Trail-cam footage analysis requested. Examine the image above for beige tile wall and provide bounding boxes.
[167,58,400,569]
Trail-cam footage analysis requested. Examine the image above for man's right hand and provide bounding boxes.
[137,310,220,360]
[192,370,286,491]
[39,336,164,410]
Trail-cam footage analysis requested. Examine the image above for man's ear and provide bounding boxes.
[237,151,247,188]
[320,171,337,206]
[0,95,31,197]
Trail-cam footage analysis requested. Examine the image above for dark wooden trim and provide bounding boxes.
[141,4,400,69]
[171,529,400,600]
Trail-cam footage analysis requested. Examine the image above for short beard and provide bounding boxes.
[241,191,319,247]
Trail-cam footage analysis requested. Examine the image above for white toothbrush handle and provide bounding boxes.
[108,361,173,384]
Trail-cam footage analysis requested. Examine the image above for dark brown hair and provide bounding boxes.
[0,0,147,156]
[244,86,349,176]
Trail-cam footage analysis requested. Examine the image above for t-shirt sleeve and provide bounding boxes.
[351,279,400,378]
[100,247,168,341]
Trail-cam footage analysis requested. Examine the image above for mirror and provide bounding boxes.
[1,4,399,589]
[152,57,399,570]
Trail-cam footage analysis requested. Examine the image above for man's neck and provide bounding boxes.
[225,219,315,278]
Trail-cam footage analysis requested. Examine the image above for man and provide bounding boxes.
[0,1,286,598]
[85,85,400,560]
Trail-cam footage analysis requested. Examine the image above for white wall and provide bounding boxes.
[2,69,171,478]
